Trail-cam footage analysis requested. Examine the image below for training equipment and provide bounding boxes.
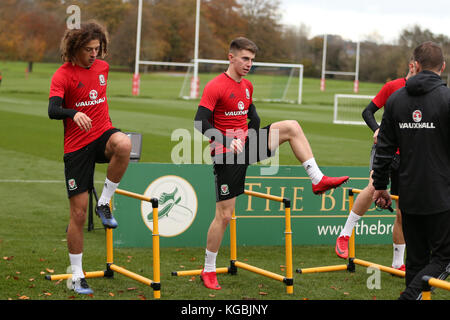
[312,175,349,194]
[321,34,360,93]
[296,188,405,278]
[46,188,162,299]
[422,276,450,300]
[172,189,294,294]
[333,94,376,125]
[180,59,304,104]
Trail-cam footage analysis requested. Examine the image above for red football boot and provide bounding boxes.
[312,175,349,195]
[335,235,350,259]
[200,269,221,290]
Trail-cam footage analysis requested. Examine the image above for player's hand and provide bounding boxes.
[230,138,243,154]
[372,189,391,210]
[73,112,92,132]
[373,128,379,144]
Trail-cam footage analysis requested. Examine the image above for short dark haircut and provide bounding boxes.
[60,20,109,63]
[229,37,258,54]
[413,41,444,72]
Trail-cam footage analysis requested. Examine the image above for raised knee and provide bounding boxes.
[285,120,302,137]
[113,134,132,157]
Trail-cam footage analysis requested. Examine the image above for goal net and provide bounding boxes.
[180,59,304,104]
[333,94,381,125]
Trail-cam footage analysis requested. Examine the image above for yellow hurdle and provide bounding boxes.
[296,188,404,278]
[347,188,405,278]
[172,189,294,294]
[46,188,161,299]
[421,276,450,300]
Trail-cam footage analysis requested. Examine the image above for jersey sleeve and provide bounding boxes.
[49,69,67,99]
[372,82,393,108]
[199,80,220,111]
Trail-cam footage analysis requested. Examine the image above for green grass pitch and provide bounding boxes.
[0,61,448,301]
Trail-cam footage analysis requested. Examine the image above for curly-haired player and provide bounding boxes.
[48,21,131,294]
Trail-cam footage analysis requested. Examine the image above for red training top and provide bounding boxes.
[49,59,113,154]
[372,77,406,109]
[372,77,406,155]
[199,72,253,155]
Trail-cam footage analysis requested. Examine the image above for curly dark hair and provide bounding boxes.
[60,20,109,63]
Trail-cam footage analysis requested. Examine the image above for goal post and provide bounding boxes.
[333,94,378,125]
[180,59,304,104]
[321,34,361,93]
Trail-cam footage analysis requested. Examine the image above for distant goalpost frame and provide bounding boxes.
[180,59,304,104]
[333,94,375,125]
[321,34,361,93]
[133,0,303,104]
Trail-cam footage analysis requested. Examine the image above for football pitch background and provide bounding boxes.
[0,61,449,301]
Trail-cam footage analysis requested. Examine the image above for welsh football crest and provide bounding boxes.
[220,184,229,195]
[99,74,106,86]
[141,175,197,237]
[412,110,422,123]
[68,178,77,191]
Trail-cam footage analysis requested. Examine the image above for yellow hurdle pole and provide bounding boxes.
[110,264,153,286]
[234,261,285,282]
[348,190,356,260]
[151,199,161,299]
[284,202,294,294]
[353,258,405,277]
[230,209,237,262]
[298,265,348,274]
[115,188,151,202]
[46,271,105,281]
[106,228,114,265]
[173,267,229,277]
[244,189,284,203]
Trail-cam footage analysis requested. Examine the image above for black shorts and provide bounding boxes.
[212,125,274,202]
[369,144,399,196]
[63,128,120,198]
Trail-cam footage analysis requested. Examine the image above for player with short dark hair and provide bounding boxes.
[335,57,416,271]
[194,36,349,290]
[48,21,131,294]
[373,41,450,300]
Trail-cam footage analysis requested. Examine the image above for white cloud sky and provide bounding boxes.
[279,0,450,43]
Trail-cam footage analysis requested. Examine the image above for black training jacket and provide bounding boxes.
[372,70,450,215]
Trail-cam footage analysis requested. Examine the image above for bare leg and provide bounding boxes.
[392,201,404,244]
[67,192,89,254]
[352,172,375,216]
[104,132,132,183]
[206,197,236,253]
[268,120,313,163]
[268,120,348,194]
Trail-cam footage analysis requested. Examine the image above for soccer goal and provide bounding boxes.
[180,59,304,104]
[333,94,378,125]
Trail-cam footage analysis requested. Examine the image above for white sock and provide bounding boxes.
[98,178,119,206]
[69,253,84,280]
[302,158,324,185]
[340,211,361,237]
[392,244,406,268]
[204,249,217,272]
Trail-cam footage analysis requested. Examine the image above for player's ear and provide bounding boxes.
[228,52,234,63]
